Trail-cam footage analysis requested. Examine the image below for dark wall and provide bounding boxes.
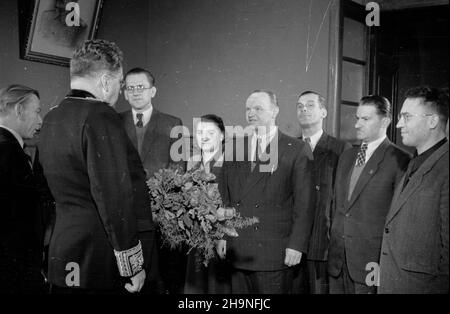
[147,0,332,137]
[0,0,149,115]
[0,0,68,111]
[1,0,332,138]
[376,5,449,150]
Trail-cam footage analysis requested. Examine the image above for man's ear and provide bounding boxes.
[150,86,157,98]
[382,116,391,128]
[15,102,26,120]
[273,105,280,118]
[100,74,110,93]
[321,107,328,119]
[428,114,440,129]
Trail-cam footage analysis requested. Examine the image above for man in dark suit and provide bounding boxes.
[379,86,448,294]
[38,40,153,293]
[217,90,315,294]
[294,91,351,294]
[120,67,185,294]
[328,95,411,294]
[120,68,184,179]
[0,84,46,293]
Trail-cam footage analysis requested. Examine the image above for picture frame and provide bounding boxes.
[21,0,103,67]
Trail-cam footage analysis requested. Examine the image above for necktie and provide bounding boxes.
[355,142,368,167]
[304,137,312,151]
[23,146,33,171]
[251,138,261,172]
[25,154,33,171]
[136,113,144,128]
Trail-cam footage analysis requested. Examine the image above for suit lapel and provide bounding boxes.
[341,148,358,208]
[140,109,159,161]
[239,131,285,200]
[122,110,138,149]
[313,132,329,165]
[236,137,251,199]
[385,142,448,224]
[346,138,390,210]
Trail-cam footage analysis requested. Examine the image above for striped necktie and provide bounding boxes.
[304,137,312,151]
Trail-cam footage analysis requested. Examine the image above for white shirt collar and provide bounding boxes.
[132,105,153,127]
[202,148,223,165]
[251,126,278,161]
[362,134,387,163]
[190,150,224,173]
[302,129,323,152]
[0,125,24,148]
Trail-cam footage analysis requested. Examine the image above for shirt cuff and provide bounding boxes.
[114,240,144,277]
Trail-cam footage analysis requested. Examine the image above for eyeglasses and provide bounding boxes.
[124,85,152,93]
[297,103,318,110]
[397,112,435,123]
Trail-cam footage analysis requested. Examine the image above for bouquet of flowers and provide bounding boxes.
[147,167,259,267]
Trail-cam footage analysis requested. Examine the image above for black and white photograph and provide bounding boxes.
[0,0,448,308]
[22,0,103,66]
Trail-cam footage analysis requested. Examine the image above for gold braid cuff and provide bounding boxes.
[114,240,144,277]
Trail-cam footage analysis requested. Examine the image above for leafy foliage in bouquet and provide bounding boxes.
[147,167,259,266]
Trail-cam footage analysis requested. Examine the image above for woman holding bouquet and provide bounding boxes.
[184,114,232,294]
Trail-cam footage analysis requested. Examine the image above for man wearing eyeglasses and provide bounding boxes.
[121,68,184,177]
[379,87,449,294]
[328,95,411,294]
[120,68,186,294]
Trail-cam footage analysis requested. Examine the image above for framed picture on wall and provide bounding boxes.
[21,0,103,67]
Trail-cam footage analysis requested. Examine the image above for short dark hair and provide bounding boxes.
[70,39,123,78]
[250,90,278,107]
[404,86,449,124]
[0,84,39,116]
[298,90,326,108]
[125,67,156,87]
[360,95,392,118]
[200,114,225,136]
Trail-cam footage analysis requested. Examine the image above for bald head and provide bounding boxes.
[245,90,279,130]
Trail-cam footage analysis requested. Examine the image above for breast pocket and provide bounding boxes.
[400,191,441,275]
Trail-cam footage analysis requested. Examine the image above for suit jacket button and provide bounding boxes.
[341,235,345,239]
[255,204,259,208]
[345,213,350,218]
[254,226,258,231]
[236,202,240,206]
[384,227,389,233]
[315,185,320,191]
